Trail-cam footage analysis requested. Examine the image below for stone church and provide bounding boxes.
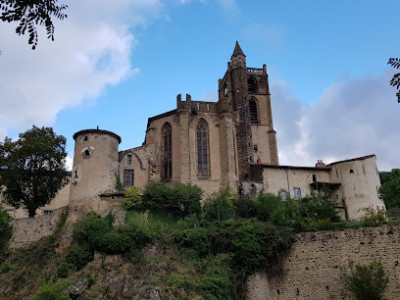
[3,42,385,220]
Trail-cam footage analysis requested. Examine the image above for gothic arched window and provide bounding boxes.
[248,77,257,94]
[249,98,259,123]
[162,123,172,181]
[197,119,210,177]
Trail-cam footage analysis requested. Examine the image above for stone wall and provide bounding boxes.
[247,225,400,299]
[8,207,67,251]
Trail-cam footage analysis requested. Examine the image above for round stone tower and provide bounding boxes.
[69,129,121,217]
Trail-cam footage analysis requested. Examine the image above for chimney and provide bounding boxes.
[315,160,326,168]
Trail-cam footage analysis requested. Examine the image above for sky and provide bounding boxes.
[0,0,399,171]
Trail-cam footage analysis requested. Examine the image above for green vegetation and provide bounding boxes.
[0,0,68,50]
[32,281,70,300]
[115,173,125,192]
[122,186,142,209]
[379,169,400,210]
[0,126,69,217]
[253,192,339,231]
[233,219,294,275]
[341,260,388,300]
[0,181,396,299]
[202,189,236,222]
[0,207,12,262]
[65,247,93,270]
[0,209,68,298]
[140,181,202,217]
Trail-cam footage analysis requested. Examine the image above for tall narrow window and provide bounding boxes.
[248,77,257,94]
[127,154,132,165]
[162,123,172,181]
[249,98,259,123]
[124,169,134,186]
[197,119,210,177]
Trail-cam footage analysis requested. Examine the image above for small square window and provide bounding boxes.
[253,145,258,152]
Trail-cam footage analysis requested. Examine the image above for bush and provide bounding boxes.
[170,183,202,216]
[57,262,76,278]
[115,173,125,192]
[340,260,388,300]
[0,208,12,261]
[174,227,211,257]
[141,181,203,217]
[253,193,339,231]
[253,192,286,223]
[32,281,70,300]
[96,232,132,254]
[232,219,295,275]
[66,246,93,270]
[299,196,339,223]
[0,259,12,273]
[200,254,232,300]
[167,274,196,292]
[122,186,142,210]
[72,213,113,249]
[361,210,386,226]
[207,219,243,254]
[141,181,174,211]
[232,197,256,219]
[202,189,236,222]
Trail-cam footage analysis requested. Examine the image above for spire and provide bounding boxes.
[232,41,245,57]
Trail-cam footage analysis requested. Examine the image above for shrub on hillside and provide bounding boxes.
[66,246,93,270]
[340,260,388,300]
[57,262,76,278]
[208,220,245,254]
[0,208,12,262]
[0,259,12,273]
[299,196,339,223]
[202,189,236,222]
[253,193,339,230]
[253,192,286,223]
[96,232,132,254]
[72,213,113,249]
[232,219,295,275]
[32,281,70,300]
[170,183,202,216]
[174,227,211,257]
[200,254,232,300]
[122,186,143,210]
[141,181,202,217]
[232,197,256,219]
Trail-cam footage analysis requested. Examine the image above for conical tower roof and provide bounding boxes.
[231,41,246,57]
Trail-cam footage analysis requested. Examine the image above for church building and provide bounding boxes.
[2,42,385,220]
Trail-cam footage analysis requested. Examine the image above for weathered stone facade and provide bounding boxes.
[247,225,400,300]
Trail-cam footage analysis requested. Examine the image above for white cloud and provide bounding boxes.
[65,156,73,171]
[271,70,400,171]
[0,0,161,134]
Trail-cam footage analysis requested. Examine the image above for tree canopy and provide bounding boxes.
[0,126,69,217]
[379,169,400,209]
[388,58,400,103]
[0,0,68,50]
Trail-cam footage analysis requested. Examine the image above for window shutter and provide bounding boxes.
[289,188,294,199]
[300,188,306,198]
